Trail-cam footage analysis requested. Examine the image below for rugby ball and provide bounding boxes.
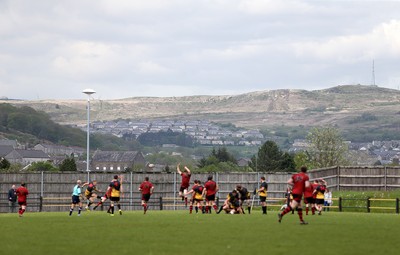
[148,164,155,168]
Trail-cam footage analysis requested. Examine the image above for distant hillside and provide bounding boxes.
[2,85,400,133]
[0,104,141,150]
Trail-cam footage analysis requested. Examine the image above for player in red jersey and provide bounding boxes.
[177,163,191,206]
[204,175,219,213]
[304,182,315,215]
[16,182,29,217]
[93,189,111,211]
[278,166,310,225]
[139,177,154,214]
[310,180,320,215]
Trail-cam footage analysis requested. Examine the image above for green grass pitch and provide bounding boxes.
[1,210,400,255]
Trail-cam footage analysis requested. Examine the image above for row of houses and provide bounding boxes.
[85,119,265,146]
[0,140,145,172]
[290,139,400,165]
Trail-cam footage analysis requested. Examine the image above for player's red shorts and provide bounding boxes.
[292,193,302,202]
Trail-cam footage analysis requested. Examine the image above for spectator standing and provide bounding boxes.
[324,189,332,211]
[8,185,17,213]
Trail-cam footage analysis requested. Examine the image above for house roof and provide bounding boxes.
[0,139,17,147]
[92,151,140,162]
[15,149,50,159]
[0,145,14,157]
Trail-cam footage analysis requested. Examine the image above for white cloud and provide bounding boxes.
[292,20,400,63]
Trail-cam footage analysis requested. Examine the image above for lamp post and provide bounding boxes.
[82,88,96,182]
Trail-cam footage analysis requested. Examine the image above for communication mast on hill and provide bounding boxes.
[371,59,376,86]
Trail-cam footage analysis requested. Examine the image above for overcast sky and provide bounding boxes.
[0,0,399,100]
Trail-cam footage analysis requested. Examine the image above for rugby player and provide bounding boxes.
[93,189,111,211]
[16,182,29,217]
[82,180,101,211]
[258,177,268,214]
[304,181,315,215]
[217,189,243,214]
[204,175,219,213]
[314,179,327,215]
[139,176,154,214]
[278,166,310,225]
[177,163,191,207]
[107,175,122,216]
[236,185,251,214]
[186,180,205,214]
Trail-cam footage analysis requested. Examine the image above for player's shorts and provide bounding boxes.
[142,194,151,202]
[85,191,93,199]
[72,195,80,204]
[194,198,203,202]
[315,198,324,205]
[259,196,267,202]
[292,193,303,202]
[304,197,314,204]
[18,201,27,206]
[110,196,120,202]
[206,194,216,201]
[180,186,189,193]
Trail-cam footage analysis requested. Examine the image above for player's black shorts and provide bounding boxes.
[259,196,267,202]
[315,198,324,205]
[72,195,80,204]
[18,201,27,206]
[206,194,216,201]
[304,197,314,204]
[180,186,188,193]
[110,196,120,202]
[142,194,151,202]
[292,193,303,202]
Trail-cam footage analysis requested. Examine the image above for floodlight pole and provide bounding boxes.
[82,89,96,182]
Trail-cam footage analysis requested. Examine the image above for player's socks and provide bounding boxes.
[217,206,223,214]
[21,209,25,215]
[297,208,304,221]
[306,207,309,215]
[213,205,218,212]
[189,205,193,214]
[281,205,292,216]
[181,196,184,201]
[312,206,315,215]
[262,206,267,214]
[195,206,198,213]
[78,207,82,215]
[107,206,111,213]
[185,197,188,206]
[94,201,102,210]
[110,206,114,215]
[248,206,251,214]
[205,206,209,213]
[69,208,74,216]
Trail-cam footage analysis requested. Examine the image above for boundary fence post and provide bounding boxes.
[160,197,163,211]
[367,197,371,213]
[339,197,342,212]
[39,196,43,212]
[396,198,399,214]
